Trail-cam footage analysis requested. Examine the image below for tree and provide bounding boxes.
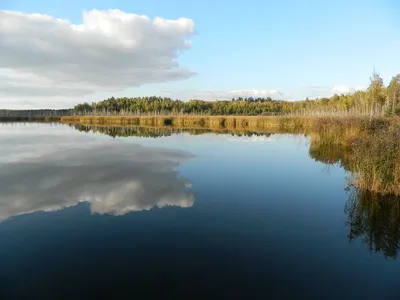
[367,69,386,116]
[387,74,400,113]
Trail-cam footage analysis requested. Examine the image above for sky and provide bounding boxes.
[0,0,400,108]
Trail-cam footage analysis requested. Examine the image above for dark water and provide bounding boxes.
[0,123,399,299]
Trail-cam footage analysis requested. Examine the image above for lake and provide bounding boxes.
[0,122,399,299]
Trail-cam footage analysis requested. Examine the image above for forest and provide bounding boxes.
[72,71,400,117]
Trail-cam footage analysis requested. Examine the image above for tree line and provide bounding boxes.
[0,109,72,118]
[73,71,400,117]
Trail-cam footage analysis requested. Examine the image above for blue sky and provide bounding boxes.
[1,0,400,108]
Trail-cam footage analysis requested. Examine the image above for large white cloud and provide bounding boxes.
[0,9,196,99]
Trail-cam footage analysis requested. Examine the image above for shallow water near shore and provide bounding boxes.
[0,122,399,299]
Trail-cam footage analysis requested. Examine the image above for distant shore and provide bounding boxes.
[0,116,61,122]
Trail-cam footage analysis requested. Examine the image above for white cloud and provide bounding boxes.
[0,9,195,102]
[332,85,351,94]
[332,85,368,94]
[355,85,367,91]
[304,84,368,99]
[202,89,282,100]
[162,89,284,101]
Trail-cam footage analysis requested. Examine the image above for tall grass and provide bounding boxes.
[351,124,400,195]
[307,117,400,196]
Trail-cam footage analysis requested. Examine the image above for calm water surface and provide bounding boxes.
[0,123,399,299]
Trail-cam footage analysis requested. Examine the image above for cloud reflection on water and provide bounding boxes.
[0,141,195,221]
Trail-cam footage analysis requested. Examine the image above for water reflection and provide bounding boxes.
[308,136,353,171]
[0,142,194,221]
[345,189,400,259]
[71,124,400,260]
[25,123,400,260]
[2,123,400,298]
[308,134,400,259]
[71,123,276,138]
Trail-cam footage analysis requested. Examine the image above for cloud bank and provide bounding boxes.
[198,89,283,100]
[161,89,284,101]
[332,85,366,94]
[304,85,367,99]
[0,139,195,221]
[0,9,195,99]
